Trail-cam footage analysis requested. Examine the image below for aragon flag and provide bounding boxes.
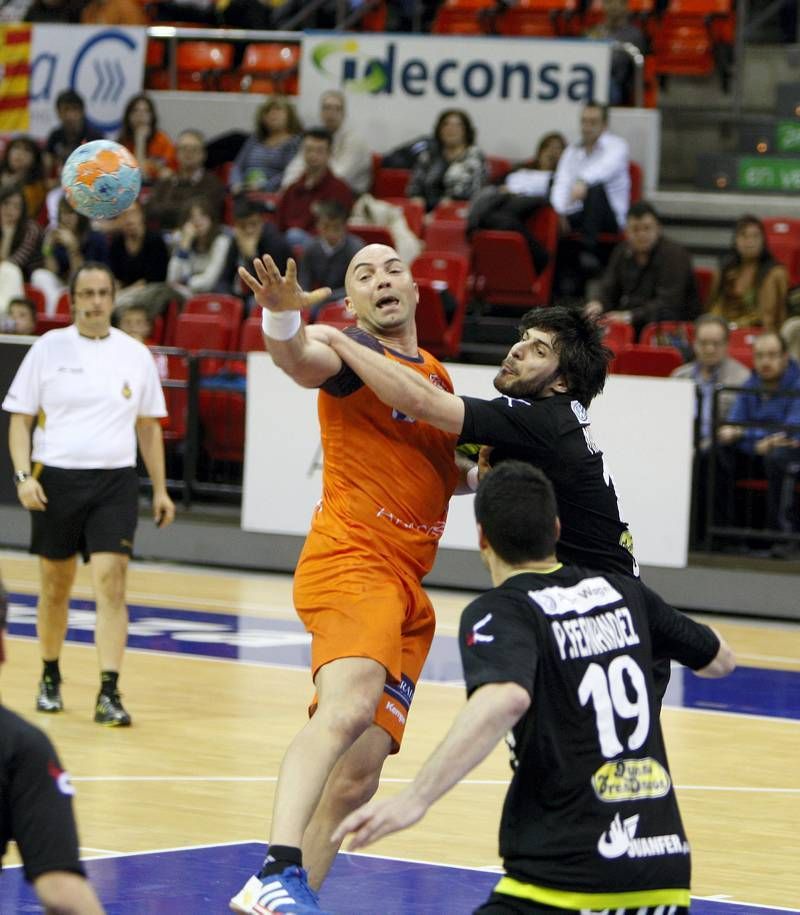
[0,24,31,132]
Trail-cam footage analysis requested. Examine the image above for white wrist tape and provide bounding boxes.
[262,309,301,341]
[467,465,480,492]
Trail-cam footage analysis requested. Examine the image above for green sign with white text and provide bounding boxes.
[739,156,800,192]
[777,121,800,153]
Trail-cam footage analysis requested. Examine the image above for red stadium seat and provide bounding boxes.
[639,321,695,347]
[372,167,412,199]
[423,219,470,259]
[486,156,512,184]
[415,277,467,359]
[176,41,235,92]
[431,200,469,222]
[412,251,470,309]
[145,39,169,91]
[183,293,243,350]
[173,313,230,375]
[728,327,762,350]
[762,218,800,286]
[600,319,635,354]
[55,290,71,315]
[224,42,300,95]
[239,315,266,352]
[379,197,425,238]
[346,224,395,247]
[611,344,684,376]
[727,344,754,370]
[693,266,714,306]
[316,300,356,329]
[23,283,46,314]
[36,314,71,334]
[199,390,246,463]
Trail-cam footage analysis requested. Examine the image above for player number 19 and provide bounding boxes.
[578,655,650,758]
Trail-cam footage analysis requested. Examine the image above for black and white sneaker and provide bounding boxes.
[36,678,63,713]
[94,690,132,727]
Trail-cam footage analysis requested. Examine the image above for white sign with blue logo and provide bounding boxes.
[299,34,611,158]
[28,25,146,140]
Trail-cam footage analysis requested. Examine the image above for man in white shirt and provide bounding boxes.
[281,90,372,195]
[2,263,175,727]
[550,101,630,272]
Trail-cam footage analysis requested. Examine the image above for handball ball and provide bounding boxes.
[61,139,141,220]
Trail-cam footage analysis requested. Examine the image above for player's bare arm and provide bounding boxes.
[331,682,530,851]
[694,627,736,678]
[238,255,342,389]
[326,327,466,433]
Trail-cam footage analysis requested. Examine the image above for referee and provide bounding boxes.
[335,463,735,914]
[2,263,175,727]
[0,576,105,913]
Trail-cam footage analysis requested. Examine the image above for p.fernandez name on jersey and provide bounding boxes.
[457,565,720,907]
[459,393,638,577]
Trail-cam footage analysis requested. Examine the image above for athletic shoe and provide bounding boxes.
[94,690,132,727]
[229,866,331,914]
[36,678,63,713]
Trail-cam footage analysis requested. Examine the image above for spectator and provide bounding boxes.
[714,332,800,550]
[145,129,225,232]
[501,131,567,196]
[44,89,104,184]
[219,196,291,311]
[117,93,176,185]
[230,97,303,194]
[584,0,648,104]
[551,101,630,272]
[299,199,364,315]
[108,201,169,290]
[24,0,82,22]
[277,128,355,250]
[0,135,46,221]
[0,185,42,281]
[167,198,232,294]
[3,296,37,335]
[117,303,153,342]
[0,581,106,915]
[406,108,488,212]
[32,196,109,313]
[584,201,700,336]
[709,215,789,331]
[282,90,372,195]
[0,262,24,316]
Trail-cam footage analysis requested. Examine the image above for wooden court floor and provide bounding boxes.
[1,550,799,909]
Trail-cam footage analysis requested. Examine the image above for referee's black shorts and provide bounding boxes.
[474,894,688,915]
[30,466,139,562]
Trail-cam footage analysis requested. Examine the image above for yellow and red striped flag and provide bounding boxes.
[0,24,32,133]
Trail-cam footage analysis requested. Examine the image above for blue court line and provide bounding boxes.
[6,593,800,721]
[1,843,796,915]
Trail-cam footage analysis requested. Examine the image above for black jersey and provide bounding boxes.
[0,706,84,882]
[459,393,637,577]
[458,565,719,909]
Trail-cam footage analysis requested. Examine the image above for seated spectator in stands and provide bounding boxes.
[782,315,800,365]
[44,89,104,187]
[230,97,303,195]
[672,314,750,451]
[501,131,567,196]
[282,90,372,196]
[109,201,169,290]
[167,198,232,294]
[709,215,789,332]
[117,303,153,343]
[584,201,699,336]
[277,128,355,250]
[24,0,81,22]
[299,200,363,316]
[0,185,42,282]
[551,101,630,270]
[406,108,488,213]
[32,197,109,313]
[117,93,176,185]
[145,129,225,232]
[219,196,291,311]
[0,136,46,221]
[584,0,648,105]
[714,332,800,550]
[3,297,37,335]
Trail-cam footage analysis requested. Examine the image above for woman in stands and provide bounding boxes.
[0,136,46,221]
[709,215,788,331]
[229,97,303,194]
[0,185,42,283]
[406,108,488,212]
[166,197,231,294]
[117,93,177,184]
[31,197,110,313]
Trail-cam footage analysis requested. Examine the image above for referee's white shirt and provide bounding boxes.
[2,326,167,470]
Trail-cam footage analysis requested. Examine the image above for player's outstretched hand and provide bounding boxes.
[331,791,427,851]
[238,255,331,314]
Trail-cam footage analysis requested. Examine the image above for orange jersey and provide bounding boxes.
[308,328,459,580]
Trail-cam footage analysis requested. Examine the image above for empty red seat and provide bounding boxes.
[36,314,71,334]
[431,200,469,222]
[239,315,266,352]
[601,319,635,354]
[415,277,467,359]
[728,327,762,350]
[347,224,395,247]
[611,344,684,376]
[183,293,244,350]
[423,219,470,259]
[316,300,356,329]
[55,290,71,315]
[225,42,300,95]
[23,283,46,314]
[199,390,246,463]
[762,218,800,286]
[372,167,412,199]
[693,266,714,306]
[412,251,470,308]
[176,41,235,92]
[378,197,425,238]
[173,313,230,375]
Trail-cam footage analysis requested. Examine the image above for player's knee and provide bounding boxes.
[331,763,382,812]
[317,699,375,745]
[34,871,96,914]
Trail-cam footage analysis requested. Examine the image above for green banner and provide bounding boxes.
[777,121,800,153]
[738,156,800,192]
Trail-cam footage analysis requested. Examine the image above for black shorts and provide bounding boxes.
[474,894,688,915]
[30,466,139,562]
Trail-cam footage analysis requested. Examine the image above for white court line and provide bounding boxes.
[68,775,800,793]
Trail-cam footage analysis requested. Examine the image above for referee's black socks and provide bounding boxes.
[42,658,61,684]
[100,670,119,697]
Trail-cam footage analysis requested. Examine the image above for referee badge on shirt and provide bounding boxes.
[122,381,132,399]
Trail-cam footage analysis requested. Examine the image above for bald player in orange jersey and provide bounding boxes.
[229,246,462,915]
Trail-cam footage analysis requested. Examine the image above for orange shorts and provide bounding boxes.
[294,531,435,751]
